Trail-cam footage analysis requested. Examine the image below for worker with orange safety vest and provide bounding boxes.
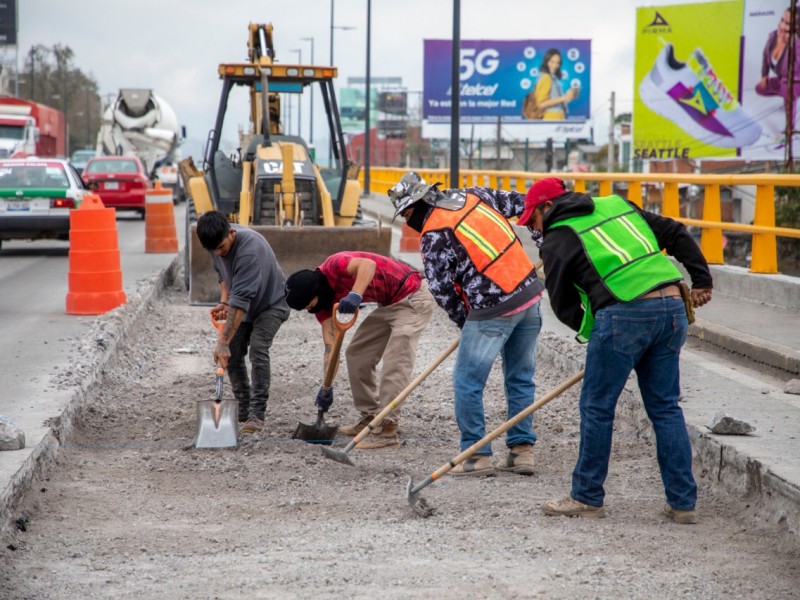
[388,171,545,477]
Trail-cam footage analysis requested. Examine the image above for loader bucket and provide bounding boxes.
[188,224,392,305]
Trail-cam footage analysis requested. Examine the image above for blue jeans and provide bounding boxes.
[571,297,697,510]
[453,301,542,455]
[228,305,289,421]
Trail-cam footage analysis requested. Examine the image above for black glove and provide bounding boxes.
[338,291,362,314]
[315,386,334,412]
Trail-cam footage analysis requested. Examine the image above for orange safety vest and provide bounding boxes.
[422,193,534,294]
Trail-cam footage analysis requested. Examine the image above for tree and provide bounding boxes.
[775,171,800,271]
[19,44,101,156]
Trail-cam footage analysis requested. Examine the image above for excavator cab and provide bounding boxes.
[182,23,390,304]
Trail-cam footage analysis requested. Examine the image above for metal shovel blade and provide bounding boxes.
[320,445,355,466]
[193,399,239,448]
[291,411,338,446]
[406,477,435,518]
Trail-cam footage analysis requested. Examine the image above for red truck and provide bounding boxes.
[0,97,66,159]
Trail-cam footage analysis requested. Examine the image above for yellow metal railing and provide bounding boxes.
[363,168,800,274]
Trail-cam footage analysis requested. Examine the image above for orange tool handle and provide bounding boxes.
[210,313,225,332]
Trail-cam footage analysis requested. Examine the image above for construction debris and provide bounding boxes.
[707,411,755,435]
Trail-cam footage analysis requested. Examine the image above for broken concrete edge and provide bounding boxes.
[534,330,800,545]
[0,252,183,538]
[689,319,800,376]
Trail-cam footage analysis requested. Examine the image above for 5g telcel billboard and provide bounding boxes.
[423,39,591,124]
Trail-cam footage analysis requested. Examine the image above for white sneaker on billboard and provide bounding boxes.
[639,43,761,149]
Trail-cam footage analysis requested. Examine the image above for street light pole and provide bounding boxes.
[291,48,302,138]
[85,88,91,147]
[328,0,356,167]
[450,0,461,187]
[364,0,372,195]
[300,36,315,147]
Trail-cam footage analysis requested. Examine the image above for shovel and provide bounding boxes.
[193,365,239,448]
[321,337,460,466]
[292,304,357,445]
[406,369,585,517]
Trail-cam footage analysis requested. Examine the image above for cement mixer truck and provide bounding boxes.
[96,89,185,202]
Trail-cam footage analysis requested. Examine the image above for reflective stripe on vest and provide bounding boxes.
[551,195,683,341]
[423,193,534,294]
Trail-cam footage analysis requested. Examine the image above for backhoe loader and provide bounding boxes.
[181,23,391,303]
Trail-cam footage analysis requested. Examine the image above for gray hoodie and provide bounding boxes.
[211,225,289,321]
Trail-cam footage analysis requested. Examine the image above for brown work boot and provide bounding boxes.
[355,421,401,449]
[339,414,374,437]
[496,444,535,475]
[240,417,264,435]
[542,496,606,519]
[663,504,697,525]
[450,455,496,477]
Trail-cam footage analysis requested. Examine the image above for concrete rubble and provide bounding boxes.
[0,417,24,452]
[707,411,756,435]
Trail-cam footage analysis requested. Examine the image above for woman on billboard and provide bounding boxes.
[522,48,579,121]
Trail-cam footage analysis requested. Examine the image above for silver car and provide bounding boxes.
[0,158,88,249]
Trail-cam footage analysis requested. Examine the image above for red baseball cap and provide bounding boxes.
[519,178,568,226]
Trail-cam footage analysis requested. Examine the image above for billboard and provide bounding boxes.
[0,0,17,46]
[634,1,757,160]
[423,39,591,125]
[339,87,377,134]
[740,0,799,159]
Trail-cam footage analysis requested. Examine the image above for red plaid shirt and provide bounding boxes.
[314,251,421,323]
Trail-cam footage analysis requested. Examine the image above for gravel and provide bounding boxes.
[2,281,799,599]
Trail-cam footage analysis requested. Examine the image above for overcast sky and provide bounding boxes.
[17,0,720,160]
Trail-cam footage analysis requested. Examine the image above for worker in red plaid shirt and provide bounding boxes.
[285,251,436,448]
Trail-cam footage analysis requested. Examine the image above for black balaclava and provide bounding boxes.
[285,269,335,312]
[405,202,431,233]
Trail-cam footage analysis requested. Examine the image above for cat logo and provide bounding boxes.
[642,11,672,34]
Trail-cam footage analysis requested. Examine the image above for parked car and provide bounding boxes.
[0,158,87,249]
[69,148,96,176]
[82,156,151,218]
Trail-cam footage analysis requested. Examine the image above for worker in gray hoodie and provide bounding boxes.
[197,211,290,435]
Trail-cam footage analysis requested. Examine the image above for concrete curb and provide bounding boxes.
[534,331,800,543]
[0,253,183,535]
[689,319,800,375]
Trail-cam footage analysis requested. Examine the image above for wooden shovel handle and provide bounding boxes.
[322,303,358,388]
[352,338,459,444]
[430,369,585,480]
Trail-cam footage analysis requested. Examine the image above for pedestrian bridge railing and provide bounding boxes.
[364,167,800,274]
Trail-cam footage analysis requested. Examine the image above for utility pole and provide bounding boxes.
[607,90,615,173]
[786,3,797,171]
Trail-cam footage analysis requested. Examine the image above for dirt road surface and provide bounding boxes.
[2,282,799,599]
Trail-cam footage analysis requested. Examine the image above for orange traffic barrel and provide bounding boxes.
[144,181,178,253]
[65,193,127,315]
[399,222,422,252]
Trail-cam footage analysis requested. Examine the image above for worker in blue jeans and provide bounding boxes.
[454,304,542,461]
[389,171,546,476]
[518,178,713,523]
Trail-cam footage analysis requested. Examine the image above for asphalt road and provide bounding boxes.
[0,205,185,479]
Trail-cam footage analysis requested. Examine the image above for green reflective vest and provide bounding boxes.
[550,195,683,342]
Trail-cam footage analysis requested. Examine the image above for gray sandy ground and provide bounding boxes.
[2,282,799,599]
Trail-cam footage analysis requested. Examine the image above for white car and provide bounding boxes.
[0,158,88,249]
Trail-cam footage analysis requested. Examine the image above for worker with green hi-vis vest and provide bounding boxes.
[518,177,713,525]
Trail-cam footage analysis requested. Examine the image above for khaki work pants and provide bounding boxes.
[344,280,435,424]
